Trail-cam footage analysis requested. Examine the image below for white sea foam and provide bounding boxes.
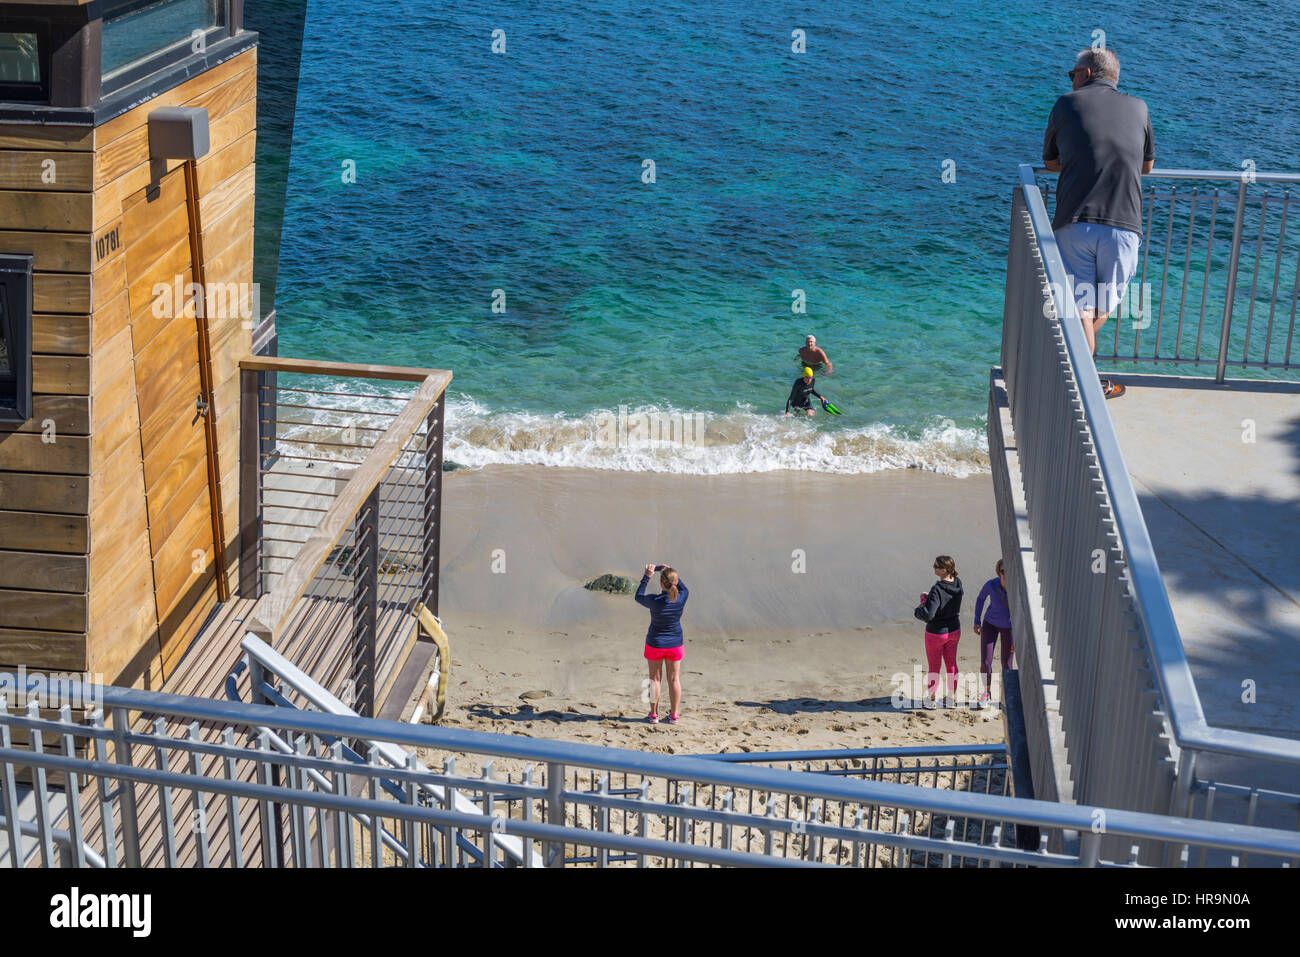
[442,398,990,477]
[269,383,990,476]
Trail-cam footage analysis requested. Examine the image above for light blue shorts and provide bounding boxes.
[1054,222,1141,318]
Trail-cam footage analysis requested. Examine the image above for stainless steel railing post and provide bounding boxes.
[111,706,141,868]
[353,489,380,718]
[0,699,24,866]
[1079,830,1101,867]
[1215,178,1249,383]
[421,394,445,617]
[545,761,565,867]
[238,367,262,599]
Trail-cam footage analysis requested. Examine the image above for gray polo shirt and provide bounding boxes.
[1043,79,1154,233]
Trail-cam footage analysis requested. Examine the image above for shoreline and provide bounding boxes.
[440,399,991,477]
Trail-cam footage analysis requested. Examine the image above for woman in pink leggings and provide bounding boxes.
[914,555,964,707]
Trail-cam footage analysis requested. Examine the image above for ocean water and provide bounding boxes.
[276,0,1300,475]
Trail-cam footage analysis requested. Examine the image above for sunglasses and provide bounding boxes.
[1068,68,1087,80]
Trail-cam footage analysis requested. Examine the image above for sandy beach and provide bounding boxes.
[408,465,1010,764]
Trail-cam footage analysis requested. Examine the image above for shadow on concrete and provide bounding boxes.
[1123,400,1300,833]
[1133,408,1300,732]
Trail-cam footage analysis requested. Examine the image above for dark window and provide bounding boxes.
[0,293,8,374]
[102,0,227,95]
[0,254,33,422]
[0,24,49,102]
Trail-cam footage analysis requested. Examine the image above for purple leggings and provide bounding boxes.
[979,623,1014,686]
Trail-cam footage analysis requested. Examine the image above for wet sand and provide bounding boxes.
[410,465,1010,759]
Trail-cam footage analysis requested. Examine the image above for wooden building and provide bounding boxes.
[0,1,259,689]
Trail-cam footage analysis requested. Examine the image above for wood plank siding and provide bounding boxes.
[0,48,256,687]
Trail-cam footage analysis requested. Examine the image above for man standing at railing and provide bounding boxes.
[1042,46,1155,399]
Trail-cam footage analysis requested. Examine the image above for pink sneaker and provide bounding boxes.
[647,712,659,724]
[667,713,679,724]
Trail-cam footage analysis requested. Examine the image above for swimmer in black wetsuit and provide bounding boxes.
[784,367,823,417]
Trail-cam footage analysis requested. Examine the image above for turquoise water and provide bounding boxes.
[276,0,1300,474]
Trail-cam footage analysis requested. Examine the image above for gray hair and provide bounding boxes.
[1075,47,1120,83]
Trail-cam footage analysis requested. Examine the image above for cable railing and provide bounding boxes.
[1035,167,1300,381]
[3,673,1300,869]
[997,166,1300,861]
[238,357,450,717]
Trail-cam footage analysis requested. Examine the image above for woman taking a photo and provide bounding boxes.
[914,555,964,707]
[635,563,688,724]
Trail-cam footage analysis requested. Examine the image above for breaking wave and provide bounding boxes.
[443,398,989,477]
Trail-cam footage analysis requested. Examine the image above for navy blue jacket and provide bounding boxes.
[635,576,689,648]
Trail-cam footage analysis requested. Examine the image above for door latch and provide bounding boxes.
[196,394,210,416]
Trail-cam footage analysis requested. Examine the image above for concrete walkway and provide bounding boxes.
[1105,374,1300,746]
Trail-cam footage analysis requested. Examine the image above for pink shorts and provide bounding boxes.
[644,645,683,662]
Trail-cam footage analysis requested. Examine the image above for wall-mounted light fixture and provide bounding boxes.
[148,105,210,160]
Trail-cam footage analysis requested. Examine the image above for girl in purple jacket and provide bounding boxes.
[972,559,1014,705]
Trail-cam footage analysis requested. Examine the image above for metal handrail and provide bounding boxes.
[0,814,107,868]
[1016,164,1300,776]
[240,358,450,715]
[1033,166,1300,184]
[246,367,451,639]
[234,634,531,866]
[700,744,1006,763]
[1028,165,1300,382]
[0,739,823,869]
[5,672,1300,861]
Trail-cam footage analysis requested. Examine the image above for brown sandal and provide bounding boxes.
[1100,378,1126,400]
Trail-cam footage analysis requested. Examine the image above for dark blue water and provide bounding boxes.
[276,0,1300,473]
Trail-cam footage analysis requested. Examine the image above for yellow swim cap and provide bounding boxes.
[802,367,814,377]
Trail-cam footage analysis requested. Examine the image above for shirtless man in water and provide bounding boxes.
[798,335,833,375]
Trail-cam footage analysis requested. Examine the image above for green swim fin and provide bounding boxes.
[821,398,842,416]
